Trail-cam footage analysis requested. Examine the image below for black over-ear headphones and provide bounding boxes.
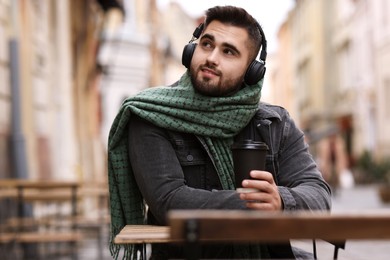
[182,22,267,85]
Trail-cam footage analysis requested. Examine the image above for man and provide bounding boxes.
[108,5,331,259]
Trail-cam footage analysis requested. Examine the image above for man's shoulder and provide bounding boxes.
[257,102,290,122]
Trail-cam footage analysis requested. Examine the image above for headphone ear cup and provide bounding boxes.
[244,60,266,85]
[182,43,197,68]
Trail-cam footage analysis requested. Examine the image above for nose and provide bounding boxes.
[206,49,219,65]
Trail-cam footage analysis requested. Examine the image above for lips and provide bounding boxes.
[200,67,220,77]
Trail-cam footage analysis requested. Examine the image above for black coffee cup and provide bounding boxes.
[231,140,269,192]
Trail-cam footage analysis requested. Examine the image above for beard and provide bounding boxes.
[189,64,244,97]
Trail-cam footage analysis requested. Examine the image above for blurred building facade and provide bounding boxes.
[98,0,196,144]
[266,19,298,122]
[372,0,390,158]
[3,0,390,186]
[0,0,124,182]
[274,0,390,183]
[98,0,154,147]
[0,0,194,183]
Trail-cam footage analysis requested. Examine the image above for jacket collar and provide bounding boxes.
[256,102,282,122]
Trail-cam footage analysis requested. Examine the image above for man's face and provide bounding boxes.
[190,20,252,97]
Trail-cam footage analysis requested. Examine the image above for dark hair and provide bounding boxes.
[204,6,262,61]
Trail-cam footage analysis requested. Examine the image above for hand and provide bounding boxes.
[238,170,282,211]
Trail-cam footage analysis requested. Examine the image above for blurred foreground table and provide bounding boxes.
[114,209,390,259]
[0,179,81,260]
[168,209,390,242]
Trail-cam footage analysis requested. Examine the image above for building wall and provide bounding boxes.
[16,0,103,180]
[0,0,112,182]
[69,0,107,181]
[291,0,329,127]
[272,15,298,123]
[282,0,390,164]
[160,2,197,85]
[19,0,49,179]
[287,0,356,170]
[99,0,152,147]
[0,0,11,177]
[372,0,390,158]
[50,0,78,180]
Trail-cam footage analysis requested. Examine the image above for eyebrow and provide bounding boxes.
[200,33,241,55]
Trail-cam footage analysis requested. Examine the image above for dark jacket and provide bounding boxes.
[128,102,331,259]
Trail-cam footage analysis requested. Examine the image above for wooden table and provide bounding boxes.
[114,225,171,244]
[1,179,79,217]
[168,209,390,242]
[114,209,390,259]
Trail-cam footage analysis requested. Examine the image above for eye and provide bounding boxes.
[200,40,213,49]
[223,48,235,56]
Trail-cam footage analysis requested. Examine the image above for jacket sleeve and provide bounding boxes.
[270,109,332,211]
[128,115,247,225]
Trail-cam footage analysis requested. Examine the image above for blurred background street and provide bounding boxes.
[292,184,390,260]
[2,0,390,259]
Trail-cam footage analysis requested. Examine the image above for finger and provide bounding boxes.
[240,191,270,202]
[242,179,273,193]
[245,201,274,211]
[249,170,275,184]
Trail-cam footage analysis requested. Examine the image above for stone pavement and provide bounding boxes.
[291,184,390,260]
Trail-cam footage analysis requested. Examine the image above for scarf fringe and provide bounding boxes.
[110,241,143,260]
[109,226,144,260]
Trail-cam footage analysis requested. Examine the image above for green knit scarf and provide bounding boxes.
[108,71,264,259]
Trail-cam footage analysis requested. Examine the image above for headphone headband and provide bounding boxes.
[255,22,267,63]
[189,23,204,43]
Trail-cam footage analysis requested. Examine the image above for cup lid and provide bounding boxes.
[231,140,269,150]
